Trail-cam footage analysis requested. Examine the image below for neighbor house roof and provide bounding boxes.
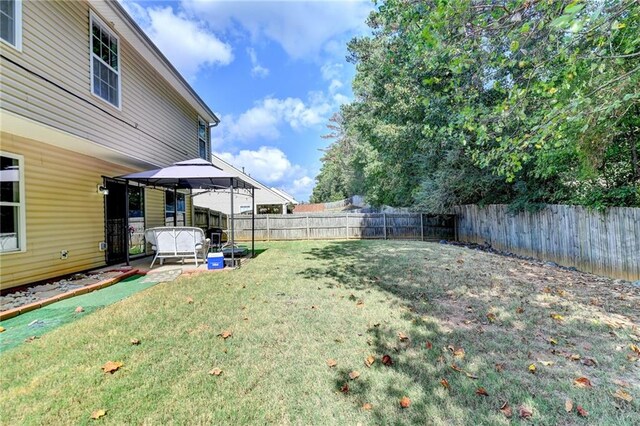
[89,0,219,125]
[210,154,298,204]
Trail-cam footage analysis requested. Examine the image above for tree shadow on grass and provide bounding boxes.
[298,240,640,425]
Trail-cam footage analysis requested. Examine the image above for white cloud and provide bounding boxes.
[211,95,333,146]
[215,147,315,200]
[246,47,270,78]
[182,0,372,60]
[289,176,314,195]
[216,147,294,183]
[321,62,345,81]
[121,2,233,81]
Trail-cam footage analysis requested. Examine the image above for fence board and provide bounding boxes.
[228,213,455,243]
[454,204,639,281]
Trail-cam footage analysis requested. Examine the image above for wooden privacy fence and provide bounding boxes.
[455,204,640,281]
[194,206,228,230]
[228,213,455,242]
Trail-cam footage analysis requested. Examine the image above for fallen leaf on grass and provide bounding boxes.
[519,406,533,419]
[91,409,107,420]
[465,371,479,379]
[382,355,393,366]
[574,377,592,388]
[581,357,597,367]
[440,378,449,389]
[356,300,364,307]
[399,396,411,408]
[365,356,375,368]
[528,364,537,374]
[565,398,573,412]
[631,344,640,356]
[486,313,497,323]
[349,371,360,380]
[453,347,465,359]
[576,405,588,417]
[500,402,512,418]
[613,379,630,388]
[550,313,564,321]
[130,338,141,345]
[218,331,232,339]
[75,306,84,313]
[340,383,349,393]
[569,353,581,361]
[425,341,433,350]
[612,389,633,402]
[475,387,489,396]
[495,363,505,372]
[327,359,337,368]
[209,368,223,376]
[102,361,123,374]
[451,364,463,372]
[398,332,409,341]
[549,337,558,345]
[516,307,524,314]
[0,326,5,333]
[186,297,194,304]
[362,403,373,411]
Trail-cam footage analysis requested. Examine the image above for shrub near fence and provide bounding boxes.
[455,204,640,281]
[228,213,456,242]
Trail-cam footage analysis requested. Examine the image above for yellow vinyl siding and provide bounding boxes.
[0,132,133,290]
[186,195,193,226]
[144,188,164,255]
[0,0,204,167]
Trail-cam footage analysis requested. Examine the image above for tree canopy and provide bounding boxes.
[311,0,640,211]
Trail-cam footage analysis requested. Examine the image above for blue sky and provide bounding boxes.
[121,0,375,201]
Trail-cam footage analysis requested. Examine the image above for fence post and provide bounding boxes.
[306,214,310,240]
[266,215,270,242]
[420,213,424,241]
[383,213,387,240]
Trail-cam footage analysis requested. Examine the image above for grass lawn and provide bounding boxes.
[1,240,638,425]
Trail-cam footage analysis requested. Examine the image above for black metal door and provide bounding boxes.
[104,179,127,264]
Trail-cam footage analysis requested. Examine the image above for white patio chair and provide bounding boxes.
[144,227,210,268]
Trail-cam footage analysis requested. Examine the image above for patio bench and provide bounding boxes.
[144,227,210,268]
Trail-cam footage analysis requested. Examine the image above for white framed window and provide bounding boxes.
[0,152,26,253]
[90,12,121,109]
[0,0,22,50]
[198,118,208,160]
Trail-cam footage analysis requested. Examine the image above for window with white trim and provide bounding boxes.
[90,14,120,108]
[0,152,25,253]
[198,119,208,160]
[0,0,22,49]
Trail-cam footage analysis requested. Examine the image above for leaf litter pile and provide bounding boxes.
[311,241,639,424]
[0,240,638,424]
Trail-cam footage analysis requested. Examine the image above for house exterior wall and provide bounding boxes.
[0,0,210,289]
[0,0,213,167]
[0,133,134,290]
[193,189,285,216]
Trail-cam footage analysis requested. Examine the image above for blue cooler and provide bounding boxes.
[207,252,224,270]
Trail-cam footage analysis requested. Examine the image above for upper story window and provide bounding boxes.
[198,119,208,160]
[0,152,26,253]
[90,13,120,108]
[0,0,22,50]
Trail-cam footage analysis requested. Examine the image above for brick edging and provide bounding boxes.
[0,269,142,321]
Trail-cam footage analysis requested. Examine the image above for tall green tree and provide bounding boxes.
[313,0,640,210]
